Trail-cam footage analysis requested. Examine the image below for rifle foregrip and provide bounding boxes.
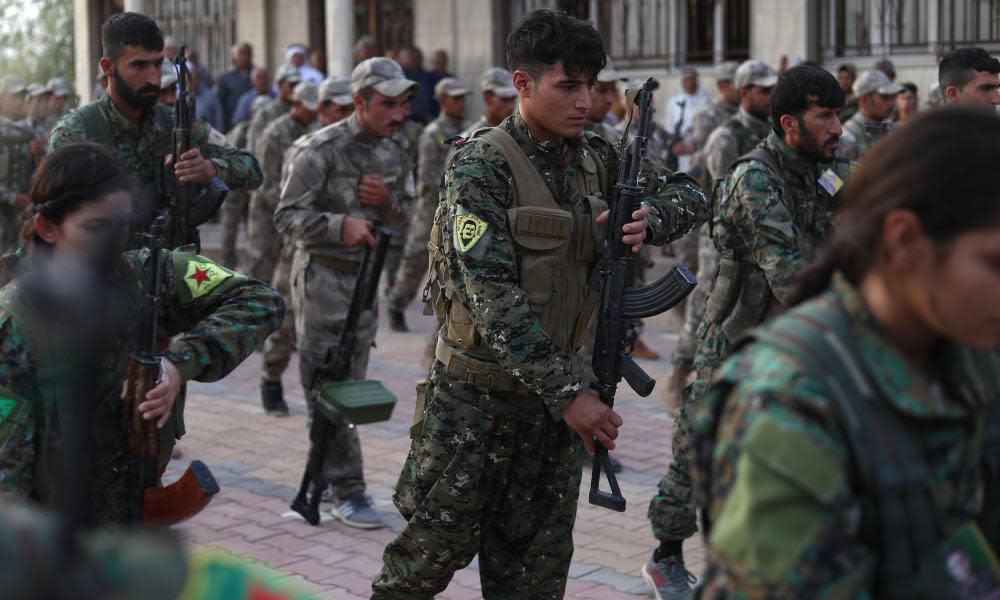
[621,263,697,318]
[125,358,161,461]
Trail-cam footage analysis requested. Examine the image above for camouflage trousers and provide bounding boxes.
[673,224,719,367]
[219,188,249,270]
[387,191,436,312]
[648,320,731,542]
[246,190,281,283]
[291,250,376,498]
[263,241,295,382]
[373,363,582,599]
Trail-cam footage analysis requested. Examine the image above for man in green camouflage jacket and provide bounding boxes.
[644,64,852,600]
[372,10,708,599]
[48,13,262,240]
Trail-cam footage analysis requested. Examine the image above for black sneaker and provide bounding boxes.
[260,379,289,416]
[388,309,408,332]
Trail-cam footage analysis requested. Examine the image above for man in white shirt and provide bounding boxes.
[665,66,710,172]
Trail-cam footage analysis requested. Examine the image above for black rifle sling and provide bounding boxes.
[745,302,952,599]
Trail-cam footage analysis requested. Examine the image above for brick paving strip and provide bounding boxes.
[171,230,704,598]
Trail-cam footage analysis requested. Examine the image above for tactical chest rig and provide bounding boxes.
[427,127,607,395]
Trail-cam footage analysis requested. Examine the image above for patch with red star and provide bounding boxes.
[183,258,233,299]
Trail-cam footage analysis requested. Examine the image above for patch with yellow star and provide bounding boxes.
[183,258,235,299]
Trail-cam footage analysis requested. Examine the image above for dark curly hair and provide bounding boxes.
[506,9,606,81]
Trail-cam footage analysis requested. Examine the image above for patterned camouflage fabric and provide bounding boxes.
[220,121,251,269]
[372,111,708,598]
[388,113,465,312]
[673,108,772,368]
[0,117,35,253]
[837,112,894,162]
[583,117,621,144]
[383,119,423,289]
[687,97,738,185]
[275,112,412,499]
[48,96,261,238]
[0,251,284,522]
[692,274,994,597]
[650,130,851,544]
[245,98,290,157]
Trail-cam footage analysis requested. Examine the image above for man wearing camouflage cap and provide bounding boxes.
[0,75,37,253]
[252,81,320,415]
[837,69,902,162]
[662,59,777,414]
[275,57,416,528]
[460,66,518,135]
[317,77,354,127]
[387,77,468,332]
[44,77,71,123]
[246,64,301,156]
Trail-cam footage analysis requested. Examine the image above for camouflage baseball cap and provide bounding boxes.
[434,77,469,97]
[26,83,50,99]
[46,77,70,98]
[292,81,320,111]
[275,64,302,84]
[351,57,419,97]
[714,61,740,82]
[160,59,178,90]
[0,75,26,95]
[479,67,517,98]
[735,60,778,89]
[319,77,353,105]
[596,59,626,84]
[853,69,903,97]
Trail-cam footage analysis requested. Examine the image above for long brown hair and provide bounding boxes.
[790,106,1000,305]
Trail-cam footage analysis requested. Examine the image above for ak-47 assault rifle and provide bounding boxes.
[291,224,398,525]
[124,216,219,527]
[588,79,697,512]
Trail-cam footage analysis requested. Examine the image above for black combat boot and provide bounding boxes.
[260,379,289,416]
[388,308,408,332]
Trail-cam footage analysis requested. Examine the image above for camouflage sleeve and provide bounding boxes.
[590,135,710,246]
[254,124,283,211]
[704,127,741,182]
[47,113,82,151]
[191,119,262,192]
[417,128,447,191]
[152,251,285,382]
[442,141,587,417]
[382,153,415,233]
[688,106,714,151]
[274,146,344,244]
[693,348,871,598]
[726,166,811,304]
[0,317,38,501]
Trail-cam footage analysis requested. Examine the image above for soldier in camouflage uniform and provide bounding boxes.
[372,11,709,598]
[584,59,625,142]
[43,77,71,132]
[316,77,355,128]
[692,108,1000,598]
[837,69,901,162]
[246,65,301,157]
[386,77,469,333]
[0,142,284,523]
[663,60,776,415]
[275,57,416,530]
[383,98,422,293]
[459,67,518,136]
[48,13,262,244]
[642,65,851,600]
[251,82,320,415]
[218,96,270,269]
[0,75,37,254]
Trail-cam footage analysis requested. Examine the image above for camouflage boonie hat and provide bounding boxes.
[351,57,419,97]
[714,61,740,82]
[853,69,903,97]
[275,64,302,85]
[434,77,469,97]
[319,77,353,105]
[46,77,70,98]
[292,81,320,111]
[734,60,778,89]
[26,83,50,99]
[596,58,627,84]
[0,75,26,96]
[160,59,178,90]
[479,67,516,98]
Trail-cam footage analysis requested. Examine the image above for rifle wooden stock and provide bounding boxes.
[143,460,220,527]
[125,357,160,460]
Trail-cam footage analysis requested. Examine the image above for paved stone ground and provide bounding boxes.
[165,225,704,598]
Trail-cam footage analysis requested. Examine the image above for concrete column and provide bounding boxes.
[325,0,354,77]
[123,0,147,13]
[74,0,98,103]
[927,0,940,57]
[713,0,725,65]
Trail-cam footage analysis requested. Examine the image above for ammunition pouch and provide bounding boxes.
[435,337,530,396]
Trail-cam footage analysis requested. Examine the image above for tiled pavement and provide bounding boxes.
[168,229,705,598]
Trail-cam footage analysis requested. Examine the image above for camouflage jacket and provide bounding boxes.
[837,112,894,162]
[460,116,491,139]
[0,251,284,522]
[0,116,34,208]
[395,119,424,167]
[274,113,414,261]
[255,114,317,213]
[703,108,772,182]
[417,113,465,200]
[246,98,290,157]
[583,118,621,144]
[437,111,708,416]
[690,98,738,153]
[693,274,993,598]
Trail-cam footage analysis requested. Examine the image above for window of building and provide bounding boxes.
[146,0,238,77]
[354,0,413,53]
[941,0,1000,46]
